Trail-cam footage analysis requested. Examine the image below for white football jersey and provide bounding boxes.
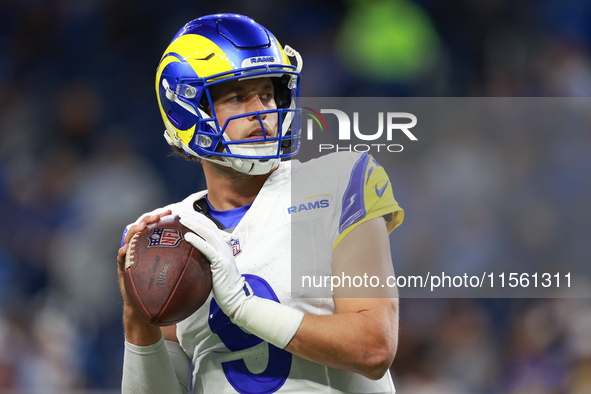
[137,152,404,393]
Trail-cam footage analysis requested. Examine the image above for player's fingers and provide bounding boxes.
[184,232,217,263]
[123,222,146,245]
[117,244,129,269]
[159,209,172,219]
[123,210,173,245]
[140,209,172,225]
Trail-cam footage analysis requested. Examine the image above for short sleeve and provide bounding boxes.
[334,153,404,249]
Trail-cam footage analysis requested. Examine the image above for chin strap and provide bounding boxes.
[199,154,280,175]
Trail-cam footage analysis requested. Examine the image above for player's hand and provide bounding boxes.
[178,210,251,318]
[179,210,304,349]
[117,210,172,308]
[118,210,172,344]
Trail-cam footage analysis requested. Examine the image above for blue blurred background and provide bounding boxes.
[1,0,590,392]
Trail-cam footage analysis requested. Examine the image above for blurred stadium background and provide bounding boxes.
[1,0,590,392]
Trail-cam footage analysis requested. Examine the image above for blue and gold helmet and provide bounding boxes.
[156,14,302,175]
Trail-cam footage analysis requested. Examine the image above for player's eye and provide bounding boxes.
[227,94,244,103]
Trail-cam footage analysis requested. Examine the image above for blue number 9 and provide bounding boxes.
[208,274,292,393]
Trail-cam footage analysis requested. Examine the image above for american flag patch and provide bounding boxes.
[229,238,241,256]
[148,228,183,247]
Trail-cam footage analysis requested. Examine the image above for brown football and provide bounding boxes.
[123,215,212,326]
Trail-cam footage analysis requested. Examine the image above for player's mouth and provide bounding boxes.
[246,128,266,139]
[245,127,276,142]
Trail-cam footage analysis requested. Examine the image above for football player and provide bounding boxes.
[117,13,404,393]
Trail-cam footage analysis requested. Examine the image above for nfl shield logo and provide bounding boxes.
[229,238,241,256]
[148,228,183,247]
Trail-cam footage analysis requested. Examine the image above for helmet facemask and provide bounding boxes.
[194,71,302,175]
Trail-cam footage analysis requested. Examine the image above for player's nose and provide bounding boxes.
[246,94,268,118]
